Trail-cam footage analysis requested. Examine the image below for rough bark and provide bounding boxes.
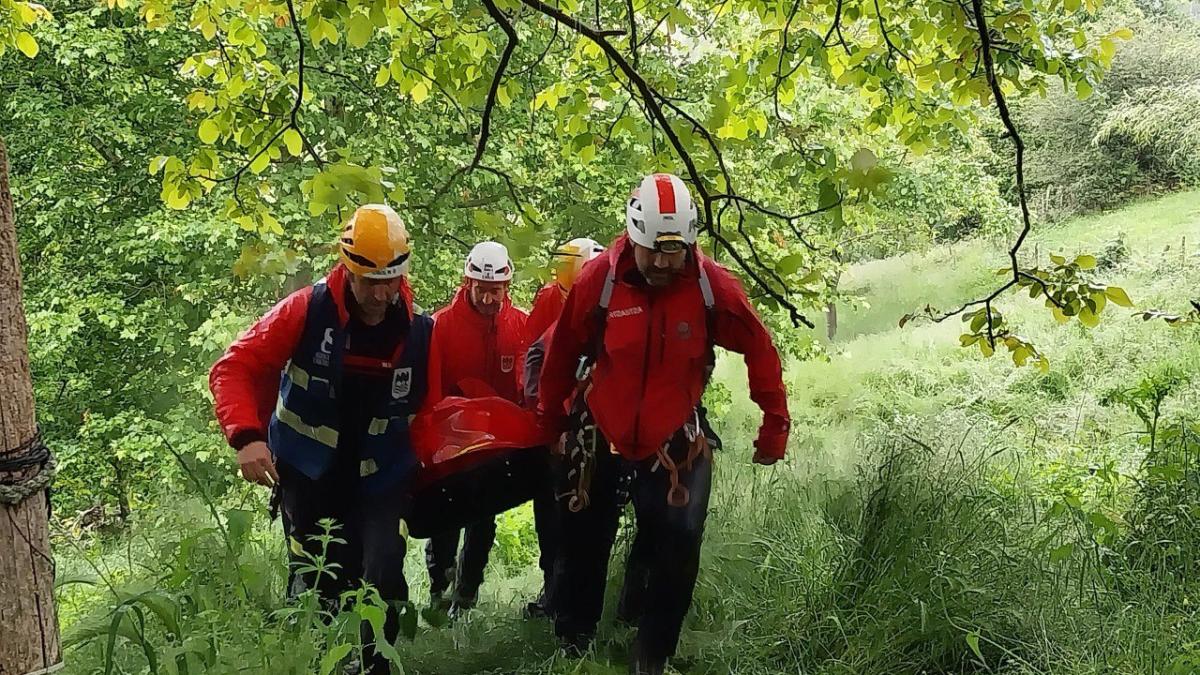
[0,136,61,674]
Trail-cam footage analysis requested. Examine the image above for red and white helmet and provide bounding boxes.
[464,241,514,282]
[625,173,699,249]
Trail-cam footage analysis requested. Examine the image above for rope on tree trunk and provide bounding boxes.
[0,428,56,505]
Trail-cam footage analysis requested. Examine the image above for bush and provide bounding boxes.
[1017,13,1200,219]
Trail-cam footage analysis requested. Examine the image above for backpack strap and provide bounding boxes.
[576,264,618,381]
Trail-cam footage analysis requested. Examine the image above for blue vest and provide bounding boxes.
[268,279,432,492]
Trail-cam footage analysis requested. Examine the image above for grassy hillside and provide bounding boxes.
[56,192,1200,674]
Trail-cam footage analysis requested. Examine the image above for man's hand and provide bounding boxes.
[237,441,278,486]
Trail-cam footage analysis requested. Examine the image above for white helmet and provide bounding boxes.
[464,241,514,282]
[625,173,699,249]
[552,237,606,290]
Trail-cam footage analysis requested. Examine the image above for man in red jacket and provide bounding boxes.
[538,174,791,674]
[520,237,605,619]
[526,237,606,344]
[209,204,437,675]
[425,241,530,614]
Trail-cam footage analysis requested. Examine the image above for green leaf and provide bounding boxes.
[320,644,354,675]
[1049,542,1074,563]
[966,632,984,662]
[225,508,254,548]
[1073,254,1097,269]
[249,151,270,174]
[1078,305,1100,328]
[1012,346,1032,367]
[1050,253,1066,266]
[850,148,877,172]
[347,13,374,48]
[283,128,303,157]
[1105,286,1134,308]
[1109,27,1134,40]
[411,80,430,104]
[374,66,391,87]
[979,339,994,358]
[16,32,39,58]
[775,254,805,276]
[198,119,220,144]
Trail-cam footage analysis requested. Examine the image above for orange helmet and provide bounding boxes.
[339,204,411,279]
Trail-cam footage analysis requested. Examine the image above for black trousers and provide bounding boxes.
[552,427,714,662]
[278,460,409,674]
[532,460,561,607]
[425,517,497,601]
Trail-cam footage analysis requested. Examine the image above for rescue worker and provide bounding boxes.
[522,237,606,618]
[526,237,607,344]
[425,241,530,614]
[538,174,791,674]
[210,204,436,675]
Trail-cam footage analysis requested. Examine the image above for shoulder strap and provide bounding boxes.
[697,261,715,311]
[599,264,617,310]
[578,265,617,381]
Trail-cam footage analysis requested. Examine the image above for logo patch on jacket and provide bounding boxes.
[677,321,692,339]
[609,306,644,319]
[391,367,412,399]
[315,328,334,367]
[500,355,515,373]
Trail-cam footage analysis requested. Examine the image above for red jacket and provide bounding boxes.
[431,283,529,404]
[538,234,790,462]
[209,264,433,449]
[526,282,566,344]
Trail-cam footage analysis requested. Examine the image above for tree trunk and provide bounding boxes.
[0,137,61,674]
[825,301,838,342]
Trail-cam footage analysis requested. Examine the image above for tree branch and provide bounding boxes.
[519,0,812,328]
[927,0,1063,343]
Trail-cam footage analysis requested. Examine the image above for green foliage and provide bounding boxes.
[1019,9,1200,218]
[0,0,50,58]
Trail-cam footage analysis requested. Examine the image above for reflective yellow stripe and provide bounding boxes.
[286,362,310,389]
[360,459,379,477]
[368,418,390,436]
[275,400,339,449]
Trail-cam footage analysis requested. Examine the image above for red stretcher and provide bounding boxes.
[406,397,554,538]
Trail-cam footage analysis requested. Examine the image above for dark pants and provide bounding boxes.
[425,517,497,602]
[278,461,409,674]
[533,463,561,609]
[552,425,714,663]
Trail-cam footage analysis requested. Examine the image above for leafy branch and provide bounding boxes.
[518,0,826,327]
